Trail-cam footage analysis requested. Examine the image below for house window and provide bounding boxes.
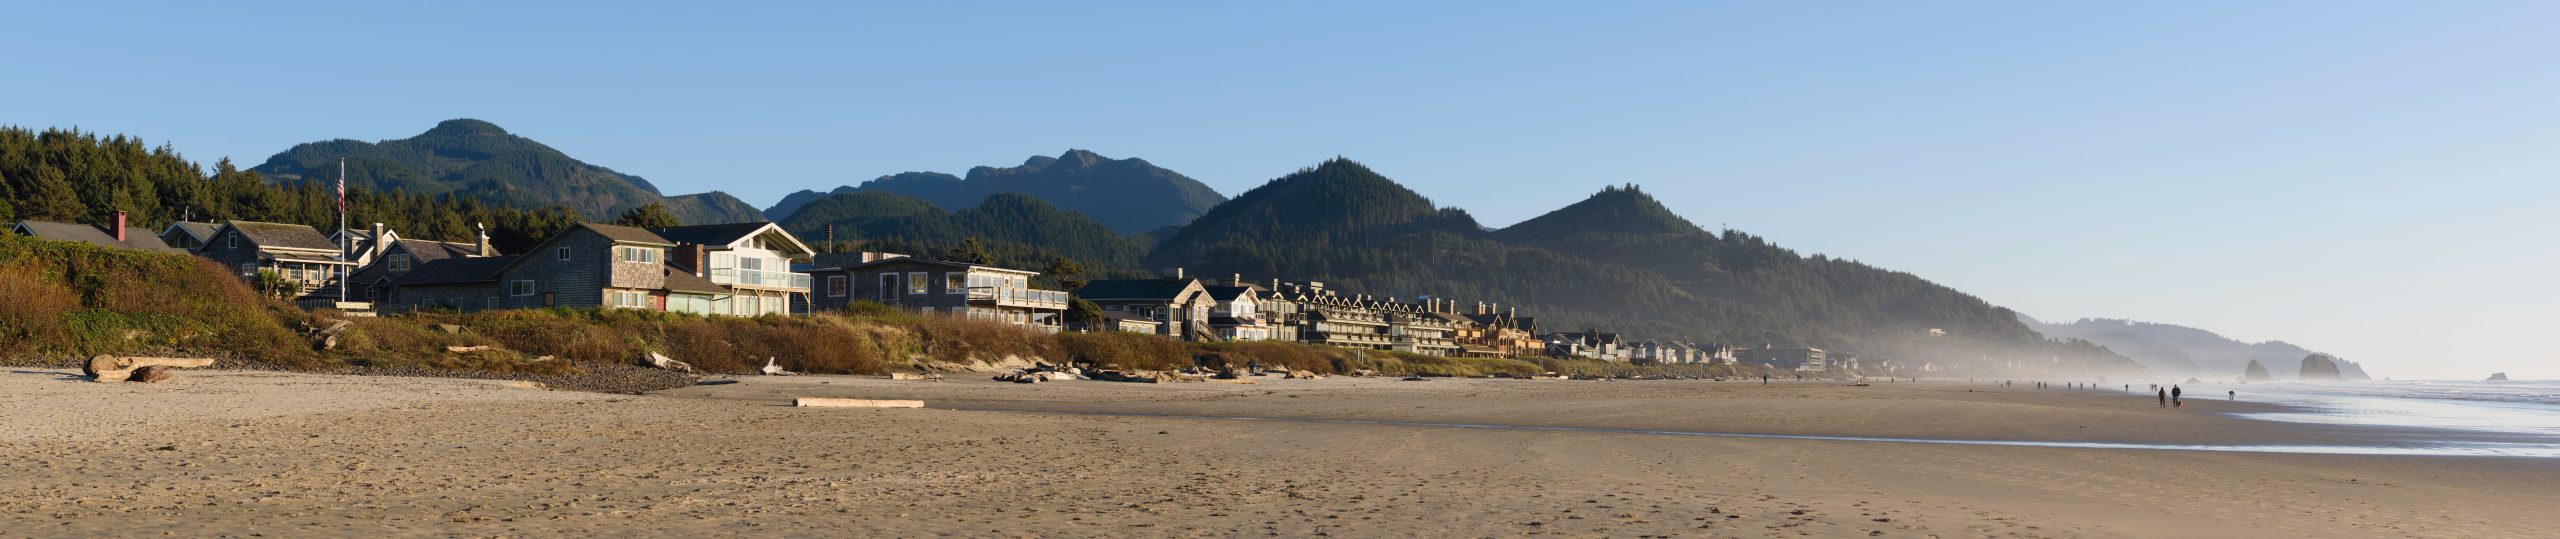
[389,254,412,273]
[946,273,965,293]
[907,272,928,295]
[511,280,535,296]
[878,273,898,300]
[557,246,572,261]
[226,233,237,249]
[617,246,660,264]
[611,290,650,309]
[239,263,255,277]
[826,275,847,297]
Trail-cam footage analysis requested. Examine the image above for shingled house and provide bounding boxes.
[802,252,1066,331]
[158,221,220,252]
[1077,270,1214,341]
[1202,276,1277,341]
[11,212,186,254]
[380,223,735,315]
[194,220,356,300]
[342,223,498,303]
[651,222,814,317]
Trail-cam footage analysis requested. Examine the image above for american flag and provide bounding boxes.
[336,176,345,210]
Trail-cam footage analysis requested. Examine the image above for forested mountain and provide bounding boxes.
[778,191,1146,270]
[661,192,765,226]
[1141,159,2140,375]
[763,150,1223,233]
[2020,316,2371,380]
[1,125,584,255]
[253,119,763,224]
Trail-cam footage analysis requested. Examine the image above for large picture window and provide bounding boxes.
[907,272,928,295]
[827,275,847,297]
[511,280,535,296]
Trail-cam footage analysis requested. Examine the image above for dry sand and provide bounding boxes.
[3,369,2553,538]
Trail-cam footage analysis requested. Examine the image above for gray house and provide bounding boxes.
[803,252,1066,331]
[1077,271,1214,341]
[158,221,221,252]
[195,220,356,300]
[342,223,498,303]
[11,213,186,254]
[382,223,736,315]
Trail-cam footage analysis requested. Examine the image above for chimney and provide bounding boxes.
[1162,267,1185,280]
[475,223,491,255]
[113,211,126,241]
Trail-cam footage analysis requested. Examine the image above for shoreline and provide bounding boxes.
[8,368,2556,537]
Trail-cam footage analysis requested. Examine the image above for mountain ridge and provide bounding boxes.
[253,119,762,224]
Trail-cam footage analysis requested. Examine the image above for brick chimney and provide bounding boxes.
[113,211,126,241]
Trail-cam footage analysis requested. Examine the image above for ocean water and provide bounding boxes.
[2194,379,2560,441]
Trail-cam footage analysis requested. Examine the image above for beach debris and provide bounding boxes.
[445,345,494,354]
[1400,376,1429,381]
[1285,370,1322,380]
[795,398,923,408]
[890,372,943,381]
[760,357,798,376]
[645,352,696,373]
[82,355,215,383]
[129,365,177,383]
[1350,369,1379,377]
[695,379,740,386]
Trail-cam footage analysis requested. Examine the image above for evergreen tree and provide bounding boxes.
[18,167,86,220]
[612,202,681,229]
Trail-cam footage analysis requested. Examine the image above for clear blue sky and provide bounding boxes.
[5,2,2554,379]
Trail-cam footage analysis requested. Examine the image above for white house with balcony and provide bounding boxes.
[650,222,815,317]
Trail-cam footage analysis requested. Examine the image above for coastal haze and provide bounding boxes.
[4,2,2558,538]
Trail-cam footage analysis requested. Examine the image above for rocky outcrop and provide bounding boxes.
[2487,372,2510,381]
[2241,360,2273,382]
[2299,354,2346,381]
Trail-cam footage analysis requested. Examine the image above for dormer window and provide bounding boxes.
[616,246,660,264]
[389,254,412,273]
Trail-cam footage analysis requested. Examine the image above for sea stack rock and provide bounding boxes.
[2487,372,2510,381]
[2242,360,2273,382]
[2299,354,2346,381]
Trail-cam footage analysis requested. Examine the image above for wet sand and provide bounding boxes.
[4,369,2553,537]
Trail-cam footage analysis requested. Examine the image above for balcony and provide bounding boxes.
[968,286,1068,310]
[711,268,811,291]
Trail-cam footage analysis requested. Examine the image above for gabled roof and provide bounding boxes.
[1201,285,1263,302]
[403,239,490,261]
[812,256,1038,275]
[646,222,768,245]
[581,223,675,246]
[1078,278,1203,301]
[161,221,221,243]
[12,220,186,253]
[660,263,730,294]
[388,256,520,287]
[223,221,340,251]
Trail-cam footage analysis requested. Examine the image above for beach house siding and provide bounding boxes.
[495,228,666,310]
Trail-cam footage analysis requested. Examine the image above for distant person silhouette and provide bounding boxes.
[2157,388,2168,408]
[2228,390,2235,401]
[2172,385,2184,408]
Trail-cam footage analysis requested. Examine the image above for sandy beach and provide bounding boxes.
[4,369,2553,538]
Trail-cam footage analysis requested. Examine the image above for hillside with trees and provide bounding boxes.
[778,191,1147,271]
[765,150,1224,233]
[252,119,763,224]
[2021,316,2371,380]
[1143,159,2142,375]
[2,125,583,255]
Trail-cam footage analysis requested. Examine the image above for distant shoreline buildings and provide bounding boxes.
[13,213,1861,369]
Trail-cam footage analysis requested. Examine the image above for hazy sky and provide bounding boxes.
[5,2,2553,379]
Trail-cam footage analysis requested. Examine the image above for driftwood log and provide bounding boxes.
[445,345,494,353]
[83,355,216,383]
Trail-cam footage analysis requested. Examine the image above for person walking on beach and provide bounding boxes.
[2158,387,2168,408]
[2172,385,2184,409]
[2228,390,2235,401]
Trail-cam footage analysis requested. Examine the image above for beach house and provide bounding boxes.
[801,252,1066,331]
[1078,270,1215,341]
[652,222,814,317]
[194,220,357,300]
[11,212,187,254]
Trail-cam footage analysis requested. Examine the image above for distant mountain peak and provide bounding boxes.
[423,118,510,137]
[1055,149,1106,169]
[783,150,1227,233]
[1495,184,1705,245]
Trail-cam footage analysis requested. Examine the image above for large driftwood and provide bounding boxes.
[83,355,215,383]
[794,398,923,408]
[445,345,493,353]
